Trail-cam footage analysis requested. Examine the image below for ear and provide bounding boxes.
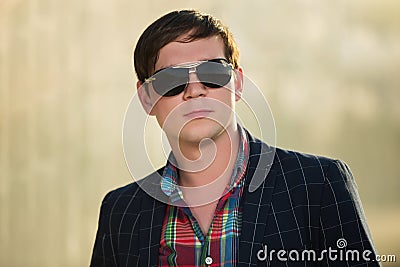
[233,67,244,101]
[137,81,155,115]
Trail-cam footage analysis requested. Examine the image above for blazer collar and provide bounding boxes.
[238,131,277,266]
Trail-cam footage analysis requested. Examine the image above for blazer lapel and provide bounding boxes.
[137,171,167,267]
[238,136,277,266]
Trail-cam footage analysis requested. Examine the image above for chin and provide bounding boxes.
[178,118,225,143]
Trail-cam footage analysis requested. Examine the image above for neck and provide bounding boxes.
[168,123,240,189]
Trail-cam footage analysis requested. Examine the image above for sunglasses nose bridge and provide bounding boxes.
[183,66,208,99]
[185,66,199,84]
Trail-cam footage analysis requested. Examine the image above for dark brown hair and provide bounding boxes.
[133,10,240,82]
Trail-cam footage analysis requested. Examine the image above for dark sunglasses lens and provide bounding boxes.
[152,68,188,96]
[197,61,232,88]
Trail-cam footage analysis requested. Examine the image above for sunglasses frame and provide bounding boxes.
[143,58,234,97]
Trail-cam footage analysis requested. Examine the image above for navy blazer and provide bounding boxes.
[90,131,380,266]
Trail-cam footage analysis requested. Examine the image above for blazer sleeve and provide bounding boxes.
[318,159,381,266]
[90,192,116,267]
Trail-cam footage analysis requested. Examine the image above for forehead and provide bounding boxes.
[155,36,225,71]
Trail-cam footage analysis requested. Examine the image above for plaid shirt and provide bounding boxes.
[158,126,249,267]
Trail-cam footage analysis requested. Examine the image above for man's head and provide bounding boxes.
[134,10,243,147]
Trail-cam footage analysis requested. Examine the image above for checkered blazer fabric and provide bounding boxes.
[90,129,380,267]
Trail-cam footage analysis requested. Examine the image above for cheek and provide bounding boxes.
[152,98,178,125]
[210,88,236,107]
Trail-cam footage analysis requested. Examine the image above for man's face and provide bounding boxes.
[138,35,243,145]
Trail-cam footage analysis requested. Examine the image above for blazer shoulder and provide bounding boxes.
[272,146,346,184]
[100,167,165,215]
[246,130,335,172]
[99,181,142,218]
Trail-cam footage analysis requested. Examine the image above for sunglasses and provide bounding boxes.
[144,58,234,97]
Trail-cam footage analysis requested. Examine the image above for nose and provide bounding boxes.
[182,70,208,100]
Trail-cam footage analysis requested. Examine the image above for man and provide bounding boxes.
[91,10,380,266]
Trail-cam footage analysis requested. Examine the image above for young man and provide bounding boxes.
[91,10,380,267]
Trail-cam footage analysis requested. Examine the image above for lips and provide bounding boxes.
[183,109,213,119]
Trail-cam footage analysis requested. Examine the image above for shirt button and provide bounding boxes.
[205,256,213,265]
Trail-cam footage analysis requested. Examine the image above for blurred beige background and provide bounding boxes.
[1,0,399,266]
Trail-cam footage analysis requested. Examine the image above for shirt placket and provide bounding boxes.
[179,206,210,266]
[182,191,233,267]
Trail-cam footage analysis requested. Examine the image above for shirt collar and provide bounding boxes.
[160,124,249,203]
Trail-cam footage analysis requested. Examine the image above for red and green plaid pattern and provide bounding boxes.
[159,126,249,266]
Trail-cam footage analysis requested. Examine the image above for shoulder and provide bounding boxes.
[102,182,141,206]
[246,130,342,178]
[244,129,353,188]
[98,181,143,224]
[266,147,362,217]
[99,167,165,216]
[246,132,361,204]
[273,146,353,185]
[274,146,334,173]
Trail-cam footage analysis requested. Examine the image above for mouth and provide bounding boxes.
[183,109,214,119]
